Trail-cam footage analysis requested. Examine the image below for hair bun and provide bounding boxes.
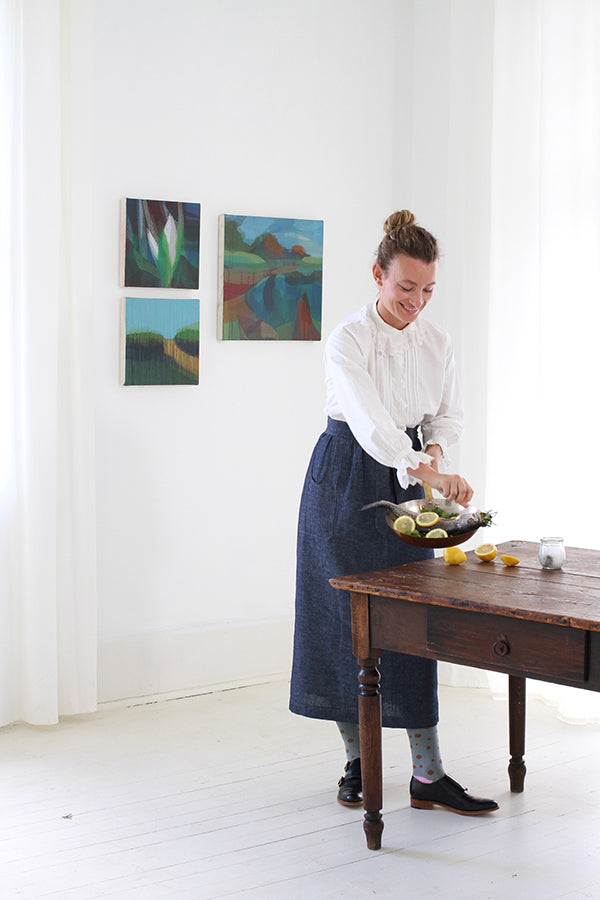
[383,209,416,239]
[376,210,438,267]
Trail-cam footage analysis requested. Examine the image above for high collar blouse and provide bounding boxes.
[324,301,464,488]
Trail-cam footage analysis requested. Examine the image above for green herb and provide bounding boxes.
[429,506,459,519]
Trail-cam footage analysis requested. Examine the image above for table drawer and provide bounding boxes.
[427,607,586,682]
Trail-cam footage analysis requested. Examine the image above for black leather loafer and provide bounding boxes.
[410,774,499,816]
[337,758,362,807]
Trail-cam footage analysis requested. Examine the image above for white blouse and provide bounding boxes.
[324,301,464,488]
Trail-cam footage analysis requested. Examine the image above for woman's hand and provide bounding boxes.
[407,460,473,507]
[431,472,473,507]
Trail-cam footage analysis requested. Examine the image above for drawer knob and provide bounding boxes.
[493,635,510,657]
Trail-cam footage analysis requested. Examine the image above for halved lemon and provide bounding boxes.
[501,554,520,567]
[426,528,448,539]
[443,546,467,565]
[415,511,440,528]
[393,515,416,535]
[475,542,497,562]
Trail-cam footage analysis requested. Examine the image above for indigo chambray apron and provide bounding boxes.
[289,418,438,728]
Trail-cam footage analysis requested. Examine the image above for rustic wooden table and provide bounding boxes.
[330,540,600,850]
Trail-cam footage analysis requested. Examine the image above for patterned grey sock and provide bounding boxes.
[336,721,360,761]
[407,726,445,782]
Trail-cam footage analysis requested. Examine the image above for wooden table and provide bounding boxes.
[330,540,600,850]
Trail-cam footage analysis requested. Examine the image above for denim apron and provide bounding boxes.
[289,418,438,728]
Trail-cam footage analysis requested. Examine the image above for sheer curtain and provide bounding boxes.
[487,0,600,722]
[0,0,96,727]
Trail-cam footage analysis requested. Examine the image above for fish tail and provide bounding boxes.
[360,500,401,514]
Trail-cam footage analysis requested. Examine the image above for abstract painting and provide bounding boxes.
[121,198,201,288]
[218,214,323,340]
[120,297,200,385]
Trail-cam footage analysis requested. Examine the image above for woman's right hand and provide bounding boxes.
[430,472,473,507]
[406,461,474,507]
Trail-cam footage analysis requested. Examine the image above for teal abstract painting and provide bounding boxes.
[120,297,200,385]
[121,199,200,288]
[218,214,323,340]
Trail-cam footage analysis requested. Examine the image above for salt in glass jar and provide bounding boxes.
[539,537,565,570]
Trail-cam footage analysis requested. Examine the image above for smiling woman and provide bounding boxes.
[289,209,498,816]
[373,254,437,331]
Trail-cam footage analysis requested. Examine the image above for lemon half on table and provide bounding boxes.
[475,542,497,562]
[443,546,467,565]
[501,554,520,567]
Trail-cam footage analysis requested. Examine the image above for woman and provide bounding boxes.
[289,210,498,815]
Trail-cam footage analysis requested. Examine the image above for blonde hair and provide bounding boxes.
[376,210,439,271]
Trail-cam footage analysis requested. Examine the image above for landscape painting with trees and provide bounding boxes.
[121,297,200,385]
[218,215,323,340]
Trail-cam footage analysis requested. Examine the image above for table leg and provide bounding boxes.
[358,656,383,850]
[508,674,527,792]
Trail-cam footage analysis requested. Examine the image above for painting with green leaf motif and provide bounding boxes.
[218,214,323,340]
[121,199,200,288]
[120,297,199,385]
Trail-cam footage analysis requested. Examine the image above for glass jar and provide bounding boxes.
[539,537,565,570]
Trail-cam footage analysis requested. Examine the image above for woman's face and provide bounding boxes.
[373,254,438,330]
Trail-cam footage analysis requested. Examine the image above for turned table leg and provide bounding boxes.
[508,674,527,792]
[358,656,383,850]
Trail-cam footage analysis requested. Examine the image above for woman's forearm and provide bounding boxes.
[424,443,443,471]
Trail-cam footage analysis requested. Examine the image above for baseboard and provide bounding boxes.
[97,616,294,705]
[97,618,487,707]
[438,660,490,689]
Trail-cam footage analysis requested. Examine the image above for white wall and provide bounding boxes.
[83,0,496,702]
[89,0,420,701]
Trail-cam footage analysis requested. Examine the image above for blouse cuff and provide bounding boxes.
[395,448,433,490]
[422,435,452,472]
[436,450,451,474]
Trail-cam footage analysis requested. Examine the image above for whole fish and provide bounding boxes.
[360,500,493,535]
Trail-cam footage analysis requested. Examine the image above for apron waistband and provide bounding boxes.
[325,417,421,448]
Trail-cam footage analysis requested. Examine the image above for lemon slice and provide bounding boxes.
[501,554,520,567]
[425,528,448,539]
[415,511,440,528]
[393,515,416,535]
[475,542,497,562]
[443,546,467,565]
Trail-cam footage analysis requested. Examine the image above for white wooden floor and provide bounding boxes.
[1,679,600,899]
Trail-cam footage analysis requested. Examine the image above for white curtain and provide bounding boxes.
[487,0,600,721]
[0,0,96,727]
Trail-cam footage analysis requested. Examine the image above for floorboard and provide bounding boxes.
[1,680,600,899]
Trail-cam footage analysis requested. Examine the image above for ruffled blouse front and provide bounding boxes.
[324,301,464,488]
